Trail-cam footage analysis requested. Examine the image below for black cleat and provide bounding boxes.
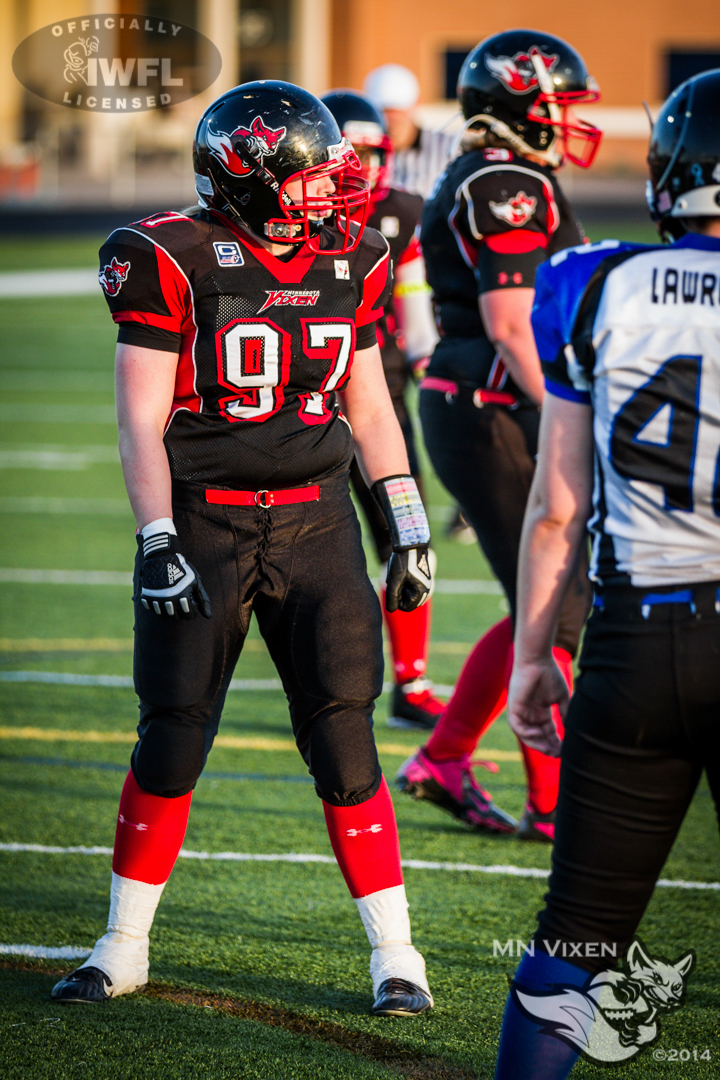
[387,679,445,731]
[371,977,434,1017]
[51,966,112,1003]
[517,803,556,843]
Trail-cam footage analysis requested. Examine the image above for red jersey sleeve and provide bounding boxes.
[355,241,393,328]
[98,229,192,352]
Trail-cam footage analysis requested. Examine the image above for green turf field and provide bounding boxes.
[0,230,718,1079]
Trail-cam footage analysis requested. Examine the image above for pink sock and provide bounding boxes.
[112,771,192,885]
[425,617,513,761]
[323,777,403,898]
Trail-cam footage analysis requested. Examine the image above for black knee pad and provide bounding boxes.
[305,707,382,806]
[132,711,209,798]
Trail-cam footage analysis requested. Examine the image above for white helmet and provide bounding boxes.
[362,64,419,111]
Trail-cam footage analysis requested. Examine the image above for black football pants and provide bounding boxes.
[131,473,384,806]
[535,582,720,972]
[419,386,590,656]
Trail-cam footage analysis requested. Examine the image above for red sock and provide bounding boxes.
[323,777,403,898]
[520,647,574,815]
[381,588,431,682]
[112,770,192,886]
[425,617,513,761]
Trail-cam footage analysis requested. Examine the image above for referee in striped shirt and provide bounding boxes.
[363,64,455,200]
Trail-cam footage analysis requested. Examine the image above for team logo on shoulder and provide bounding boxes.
[485,46,559,95]
[98,257,130,296]
[213,241,244,267]
[258,289,319,313]
[334,259,350,280]
[489,191,537,227]
[206,115,286,177]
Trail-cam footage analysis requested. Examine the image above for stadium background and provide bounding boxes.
[1,2,719,1078]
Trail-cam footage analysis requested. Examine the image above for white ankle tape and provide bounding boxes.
[107,871,166,937]
[355,884,411,948]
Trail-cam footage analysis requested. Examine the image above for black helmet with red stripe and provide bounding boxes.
[193,81,370,253]
[457,29,602,169]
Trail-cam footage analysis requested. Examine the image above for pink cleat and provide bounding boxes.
[396,747,517,834]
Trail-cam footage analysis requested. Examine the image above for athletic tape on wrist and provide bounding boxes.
[141,517,177,559]
[373,476,430,550]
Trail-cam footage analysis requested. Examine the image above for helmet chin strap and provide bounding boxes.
[459,113,562,169]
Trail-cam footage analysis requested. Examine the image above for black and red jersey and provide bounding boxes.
[367,186,423,402]
[420,148,584,395]
[99,207,391,489]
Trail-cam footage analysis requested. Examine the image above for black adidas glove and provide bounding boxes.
[372,476,434,613]
[137,521,211,620]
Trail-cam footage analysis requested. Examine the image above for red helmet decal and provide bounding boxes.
[206,116,287,177]
[489,191,538,227]
[98,257,131,296]
[485,46,559,95]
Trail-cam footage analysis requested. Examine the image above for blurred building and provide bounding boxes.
[1,0,718,210]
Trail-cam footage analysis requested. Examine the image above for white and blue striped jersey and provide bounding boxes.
[533,233,720,588]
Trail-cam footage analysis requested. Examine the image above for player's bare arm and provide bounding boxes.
[339,342,411,484]
[479,288,546,406]
[508,393,594,755]
[115,342,178,530]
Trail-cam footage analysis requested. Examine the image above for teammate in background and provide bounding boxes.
[51,81,434,1018]
[398,31,601,839]
[363,64,455,200]
[322,89,443,730]
[495,69,720,1078]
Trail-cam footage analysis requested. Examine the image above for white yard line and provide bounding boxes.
[0,944,91,959]
[0,671,456,695]
[0,567,499,595]
[0,843,716,890]
[0,269,99,297]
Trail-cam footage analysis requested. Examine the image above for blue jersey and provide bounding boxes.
[533,234,720,588]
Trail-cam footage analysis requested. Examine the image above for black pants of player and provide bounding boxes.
[131,473,384,806]
[535,582,720,972]
[419,385,590,655]
[349,400,422,566]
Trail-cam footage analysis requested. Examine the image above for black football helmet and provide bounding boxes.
[457,29,601,168]
[321,90,393,191]
[193,81,370,253]
[647,69,720,241]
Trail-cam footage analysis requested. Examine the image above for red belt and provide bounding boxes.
[206,485,320,508]
[420,376,517,407]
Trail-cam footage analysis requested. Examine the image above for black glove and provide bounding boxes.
[137,523,211,620]
[385,546,433,612]
[372,475,434,613]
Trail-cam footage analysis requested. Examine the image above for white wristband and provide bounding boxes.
[141,517,177,539]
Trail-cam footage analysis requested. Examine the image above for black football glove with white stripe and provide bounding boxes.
[372,475,434,613]
[137,522,211,620]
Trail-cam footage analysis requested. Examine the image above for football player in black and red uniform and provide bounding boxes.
[397,31,600,840]
[322,89,444,731]
[51,81,434,1017]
